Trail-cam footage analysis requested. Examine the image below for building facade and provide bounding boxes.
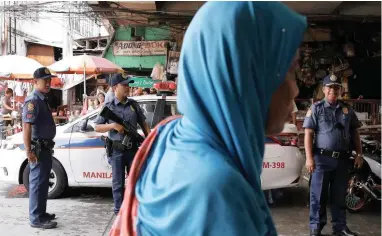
[103,26,173,74]
[0,1,109,64]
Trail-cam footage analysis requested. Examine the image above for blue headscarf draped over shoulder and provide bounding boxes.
[136,2,306,235]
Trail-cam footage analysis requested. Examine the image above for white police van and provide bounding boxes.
[0,95,303,198]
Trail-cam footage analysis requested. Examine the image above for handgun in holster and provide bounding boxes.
[101,135,113,157]
[31,139,55,160]
[31,140,42,161]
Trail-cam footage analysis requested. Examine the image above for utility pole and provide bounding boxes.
[0,2,3,55]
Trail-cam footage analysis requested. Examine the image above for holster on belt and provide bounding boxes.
[112,139,138,152]
[31,139,55,159]
[101,135,113,157]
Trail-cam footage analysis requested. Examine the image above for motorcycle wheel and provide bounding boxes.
[345,174,369,213]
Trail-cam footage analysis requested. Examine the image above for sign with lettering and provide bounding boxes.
[113,41,168,56]
[129,77,160,88]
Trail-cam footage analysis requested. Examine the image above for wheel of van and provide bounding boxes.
[23,158,68,199]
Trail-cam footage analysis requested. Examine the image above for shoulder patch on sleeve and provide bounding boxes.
[306,109,312,117]
[27,103,35,112]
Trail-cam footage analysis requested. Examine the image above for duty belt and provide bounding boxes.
[316,148,350,159]
[32,139,55,149]
[112,141,137,152]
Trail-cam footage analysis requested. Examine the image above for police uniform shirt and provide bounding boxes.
[22,90,56,140]
[95,97,146,142]
[303,100,361,151]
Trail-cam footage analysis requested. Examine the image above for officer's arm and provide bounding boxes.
[22,100,39,152]
[94,115,116,133]
[350,109,362,156]
[141,121,151,137]
[303,105,317,161]
[135,102,151,137]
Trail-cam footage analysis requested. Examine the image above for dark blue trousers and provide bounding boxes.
[309,154,349,232]
[29,149,52,224]
[110,149,135,214]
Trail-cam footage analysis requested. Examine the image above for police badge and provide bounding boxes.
[45,68,50,74]
[330,74,337,81]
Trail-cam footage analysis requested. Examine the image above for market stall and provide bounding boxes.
[48,55,123,122]
[0,55,47,138]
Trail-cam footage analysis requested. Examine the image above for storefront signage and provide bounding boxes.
[129,77,161,88]
[113,41,168,56]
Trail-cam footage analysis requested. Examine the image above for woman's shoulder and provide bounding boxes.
[163,148,250,194]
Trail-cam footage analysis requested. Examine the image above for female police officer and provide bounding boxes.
[22,67,57,229]
[304,74,363,236]
[95,73,150,215]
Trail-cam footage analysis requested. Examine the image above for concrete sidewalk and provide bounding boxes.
[0,182,380,236]
[0,183,115,236]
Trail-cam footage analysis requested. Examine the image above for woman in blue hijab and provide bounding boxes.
[110,2,306,236]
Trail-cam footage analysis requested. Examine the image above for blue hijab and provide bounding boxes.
[136,2,306,235]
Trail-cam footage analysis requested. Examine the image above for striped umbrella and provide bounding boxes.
[49,55,124,96]
[0,55,44,80]
[49,55,124,74]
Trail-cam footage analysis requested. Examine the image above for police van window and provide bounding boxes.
[138,101,179,128]
[64,114,98,133]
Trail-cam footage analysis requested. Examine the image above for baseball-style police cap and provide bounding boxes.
[323,74,342,87]
[110,73,135,86]
[33,67,55,80]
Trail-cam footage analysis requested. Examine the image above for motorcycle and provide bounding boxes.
[345,136,381,213]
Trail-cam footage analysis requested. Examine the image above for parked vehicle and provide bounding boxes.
[0,95,303,198]
[345,136,381,213]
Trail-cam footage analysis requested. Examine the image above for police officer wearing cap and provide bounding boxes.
[22,67,57,229]
[95,73,151,215]
[303,74,363,236]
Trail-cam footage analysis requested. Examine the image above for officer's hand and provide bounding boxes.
[354,156,364,169]
[113,123,125,134]
[26,151,37,163]
[305,158,315,174]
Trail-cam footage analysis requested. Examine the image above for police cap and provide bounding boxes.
[323,74,341,87]
[33,67,55,80]
[110,73,135,86]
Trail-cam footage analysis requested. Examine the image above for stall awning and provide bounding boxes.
[51,74,96,90]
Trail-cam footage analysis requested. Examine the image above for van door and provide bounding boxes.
[68,115,112,185]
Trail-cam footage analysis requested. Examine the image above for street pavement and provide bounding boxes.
[0,180,380,236]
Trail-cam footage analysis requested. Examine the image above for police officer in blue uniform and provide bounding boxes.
[304,74,363,236]
[95,73,151,215]
[22,67,57,229]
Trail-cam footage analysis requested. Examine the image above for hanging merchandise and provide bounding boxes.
[333,57,349,73]
[167,51,180,75]
[150,63,165,80]
[299,44,316,87]
[342,77,350,99]
[14,82,23,96]
[343,43,356,57]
